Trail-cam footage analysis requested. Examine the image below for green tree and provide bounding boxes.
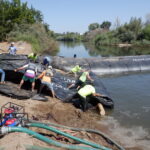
[100,21,111,30]
[142,25,150,40]
[0,0,43,41]
[88,23,100,31]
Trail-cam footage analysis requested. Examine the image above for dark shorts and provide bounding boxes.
[22,75,35,82]
[73,80,85,88]
[64,93,93,111]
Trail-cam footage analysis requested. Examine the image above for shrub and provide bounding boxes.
[7,23,59,55]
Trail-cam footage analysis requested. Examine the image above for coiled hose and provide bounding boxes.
[26,123,111,150]
[1,126,100,150]
[26,119,125,150]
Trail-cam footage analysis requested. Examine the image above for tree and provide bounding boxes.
[145,13,150,25]
[88,23,100,31]
[0,0,43,41]
[142,25,150,40]
[100,21,111,30]
[114,17,121,29]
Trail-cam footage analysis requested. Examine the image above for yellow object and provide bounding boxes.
[38,71,51,83]
[28,53,37,61]
[71,65,81,73]
[79,71,88,82]
[78,85,96,98]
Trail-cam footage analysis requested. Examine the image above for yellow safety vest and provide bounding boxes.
[71,65,81,73]
[79,71,88,82]
[78,85,96,98]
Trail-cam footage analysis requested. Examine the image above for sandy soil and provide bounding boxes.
[0,93,122,150]
[0,41,32,55]
[0,41,145,150]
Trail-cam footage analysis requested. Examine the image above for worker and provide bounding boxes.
[28,53,38,62]
[64,84,105,116]
[37,65,55,98]
[8,42,17,55]
[14,62,37,92]
[68,69,93,89]
[66,65,82,77]
[0,68,5,84]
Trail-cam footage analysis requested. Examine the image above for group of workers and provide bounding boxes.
[0,43,106,115]
[65,65,106,116]
[1,43,55,98]
[14,54,55,98]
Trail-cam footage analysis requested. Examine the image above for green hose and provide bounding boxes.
[5,127,99,150]
[26,119,125,150]
[25,145,55,150]
[26,123,111,150]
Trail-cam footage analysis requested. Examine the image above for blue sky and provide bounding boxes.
[21,0,150,33]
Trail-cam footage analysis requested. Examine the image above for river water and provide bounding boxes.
[57,42,150,149]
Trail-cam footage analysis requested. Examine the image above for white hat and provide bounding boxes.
[11,42,15,45]
[48,65,52,69]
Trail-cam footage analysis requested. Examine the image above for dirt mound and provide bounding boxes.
[0,41,32,55]
[0,95,119,150]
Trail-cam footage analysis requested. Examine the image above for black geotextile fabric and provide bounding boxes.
[51,55,150,75]
[0,54,114,108]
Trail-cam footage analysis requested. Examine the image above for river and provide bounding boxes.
[57,42,150,149]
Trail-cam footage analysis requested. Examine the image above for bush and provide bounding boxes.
[7,23,59,55]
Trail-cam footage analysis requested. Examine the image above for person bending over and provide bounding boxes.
[64,84,105,116]
[14,63,37,92]
[42,56,51,69]
[28,53,38,62]
[68,69,93,89]
[37,65,55,98]
[66,65,82,77]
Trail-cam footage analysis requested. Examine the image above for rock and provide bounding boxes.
[31,94,48,101]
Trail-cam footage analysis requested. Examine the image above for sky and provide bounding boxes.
[21,0,150,33]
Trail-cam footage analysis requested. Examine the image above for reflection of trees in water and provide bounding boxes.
[83,42,150,57]
[59,41,82,48]
[43,49,59,56]
[83,42,102,57]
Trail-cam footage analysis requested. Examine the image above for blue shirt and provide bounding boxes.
[8,46,17,55]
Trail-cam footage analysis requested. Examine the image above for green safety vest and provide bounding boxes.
[71,65,81,73]
[79,71,88,82]
[78,85,96,98]
[28,53,37,61]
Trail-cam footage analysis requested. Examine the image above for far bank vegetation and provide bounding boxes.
[83,17,150,48]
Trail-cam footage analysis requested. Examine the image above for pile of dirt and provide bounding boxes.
[0,94,119,150]
[0,41,32,55]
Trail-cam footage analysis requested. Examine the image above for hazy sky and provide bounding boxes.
[21,0,150,33]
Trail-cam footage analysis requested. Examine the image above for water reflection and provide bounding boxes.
[94,45,150,57]
[57,41,150,57]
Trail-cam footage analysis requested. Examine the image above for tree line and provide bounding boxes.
[83,17,150,48]
[0,0,58,53]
